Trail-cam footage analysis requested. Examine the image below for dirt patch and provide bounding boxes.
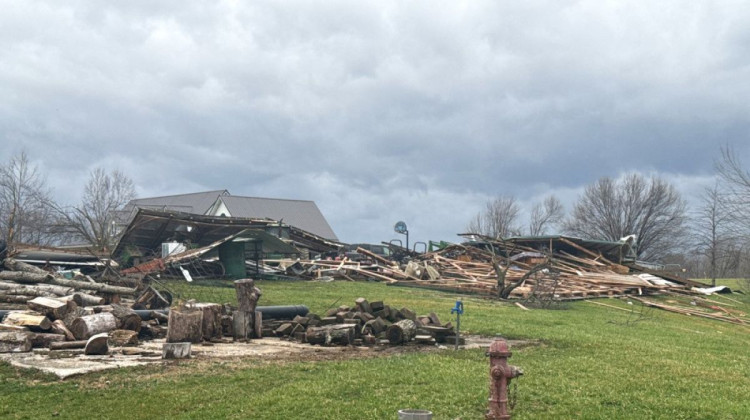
[1,335,540,381]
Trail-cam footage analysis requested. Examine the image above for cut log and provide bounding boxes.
[232,310,252,341]
[50,340,87,350]
[254,311,262,339]
[2,258,48,274]
[3,312,51,331]
[71,312,117,340]
[110,304,142,332]
[28,333,66,348]
[386,319,417,345]
[0,323,27,332]
[0,294,34,304]
[0,331,32,353]
[0,271,54,283]
[51,320,76,341]
[109,329,139,347]
[355,297,372,314]
[162,342,191,359]
[84,333,109,355]
[150,310,169,324]
[0,281,73,297]
[186,303,222,340]
[234,279,262,312]
[4,272,136,296]
[305,324,355,346]
[63,306,93,330]
[363,317,387,335]
[27,297,73,320]
[73,292,105,307]
[166,308,203,343]
[221,315,234,337]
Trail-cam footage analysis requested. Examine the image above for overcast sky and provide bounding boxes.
[2,1,749,244]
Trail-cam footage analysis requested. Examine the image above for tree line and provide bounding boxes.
[0,151,135,253]
[466,146,750,285]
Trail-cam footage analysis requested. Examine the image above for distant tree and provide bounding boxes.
[563,173,687,261]
[692,182,737,286]
[715,145,750,235]
[528,195,564,236]
[466,196,521,239]
[0,151,55,245]
[56,168,136,252]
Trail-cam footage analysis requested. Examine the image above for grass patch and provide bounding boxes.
[2,280,749,419]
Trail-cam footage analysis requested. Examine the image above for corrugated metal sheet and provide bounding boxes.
[220,196,338,241]
[122,190,228,215]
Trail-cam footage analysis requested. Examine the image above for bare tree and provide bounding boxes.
[529,195,564,236]
[0,151,55,245]
[716,145,750,234]
[466,196,521,239]
[56,168,136,252]
[692,182,736,286]
[563,173,687,261]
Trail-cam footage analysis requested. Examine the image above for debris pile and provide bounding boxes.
[265,297,458,346]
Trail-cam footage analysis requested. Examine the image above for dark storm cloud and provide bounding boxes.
[1,1,749,243]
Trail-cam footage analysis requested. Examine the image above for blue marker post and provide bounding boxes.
[451,299,464,350]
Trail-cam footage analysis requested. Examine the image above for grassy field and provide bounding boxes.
[1,280,749,419]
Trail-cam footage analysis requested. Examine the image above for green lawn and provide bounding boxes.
[1,280,749,419]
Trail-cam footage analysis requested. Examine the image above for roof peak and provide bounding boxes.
[131,190,229,201]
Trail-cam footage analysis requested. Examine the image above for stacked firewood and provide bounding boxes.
[265,297,457,346]
[0,258,170,354]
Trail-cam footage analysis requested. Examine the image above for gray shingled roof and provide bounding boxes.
[122,190,228,214]
[220,195,338,241]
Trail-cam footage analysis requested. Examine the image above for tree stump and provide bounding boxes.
[186,303,222,341]
[162,342,191,359]
[234,279,262,312]
[166,308,203,343]
[232,310,252,341]
[71,312,117,340]
[386,319,417,344]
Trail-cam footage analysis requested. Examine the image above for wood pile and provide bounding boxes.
[263,297,456,346]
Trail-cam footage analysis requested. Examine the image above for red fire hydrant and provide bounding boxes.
[486,338,523,420]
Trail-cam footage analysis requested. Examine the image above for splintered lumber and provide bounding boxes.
[110,304,142,332]
[233,310,253,340]
[27,297,73,320]
[71,312,117,340]
[109,329,139,347]
[166,308,203,343]
[0,281,73,297]
[234,279,262,312]
[162,342,191,359]
[4,312,51,331]
[386,319,417,344]
[51,320,76,341]
[305,324,355,346]
[84,333,109,355]
[0,331,32,353]
[133,286,169,309]
[50,340,87,350]
[73,292,105,307]
[186,303,222,340]
[28,332,65,348]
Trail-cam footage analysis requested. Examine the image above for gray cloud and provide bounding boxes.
[1,1,749,243]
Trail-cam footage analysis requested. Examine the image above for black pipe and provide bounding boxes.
[0,305,309,323]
